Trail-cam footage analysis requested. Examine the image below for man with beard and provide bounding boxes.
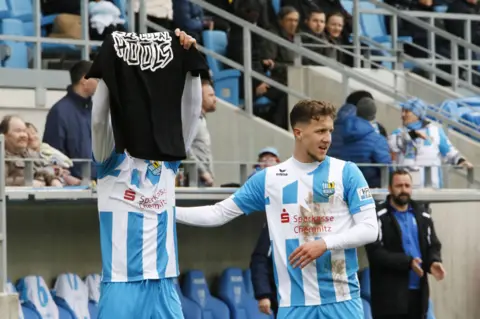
[366,170,445,319]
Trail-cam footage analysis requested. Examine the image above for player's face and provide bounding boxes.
[389,174,413,206]
[300,116,333,162]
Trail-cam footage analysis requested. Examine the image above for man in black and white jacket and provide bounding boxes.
[366,169,445,319]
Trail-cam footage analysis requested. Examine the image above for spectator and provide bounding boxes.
[89,0,126,41]
[261,6,299,129]
[249,147,280,178]
[328,99,391,188]
[366,169,445,319]
[302,10,339,65]
[314,0,353,39]
[388,98,472,188]
[189,80,217,187]
[356,97,388,137]
[346,90,374,106]
[43,60,97,181]
[328,103,356,157]
[173,0,213,42]
[133,0,173,32]
[282,0,321,29]
[324,12,345,64]
[25,123,81,186]
[0,115,62,187]
[250,223,278,317]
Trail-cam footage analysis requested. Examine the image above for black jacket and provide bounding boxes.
[250,223,278,315]
[366,198,442,318]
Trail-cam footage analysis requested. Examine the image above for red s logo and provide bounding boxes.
[281,209,290,223]
[124,189,136,201]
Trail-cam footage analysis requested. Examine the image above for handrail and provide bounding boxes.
[366,0,480,54]
[189,0,480,139]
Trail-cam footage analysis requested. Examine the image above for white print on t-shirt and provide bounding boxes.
[112,31,174,72]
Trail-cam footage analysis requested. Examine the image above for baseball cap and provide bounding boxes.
[258,147,279,158]
[356,97,377,121]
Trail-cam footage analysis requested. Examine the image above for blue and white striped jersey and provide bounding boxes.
[92,73,202,283]
[96,153,180,282]
[232,156,375,307]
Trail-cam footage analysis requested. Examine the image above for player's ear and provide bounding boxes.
[293,127,302,140]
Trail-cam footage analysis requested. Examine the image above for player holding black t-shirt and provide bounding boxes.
[90,30,201,319]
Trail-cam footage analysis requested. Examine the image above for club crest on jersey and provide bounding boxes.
[322,181,336,197]
[147,161,162,176]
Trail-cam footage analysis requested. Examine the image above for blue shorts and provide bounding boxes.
[277,298,363,319]
[98,278,184,319]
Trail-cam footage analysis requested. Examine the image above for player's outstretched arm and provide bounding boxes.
[176,169,267,226]
[91,80,114,163]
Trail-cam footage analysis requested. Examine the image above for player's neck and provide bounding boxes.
[293,147,318,164]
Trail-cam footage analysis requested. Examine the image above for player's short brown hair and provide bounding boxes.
[289,100,337,128]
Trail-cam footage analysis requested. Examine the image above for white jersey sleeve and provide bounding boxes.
[91,79,115,163]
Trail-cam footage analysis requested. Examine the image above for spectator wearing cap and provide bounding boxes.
[356,96,388,138]
[43,61,98,181]
[389,98,472,189]
[329,102,391,188]
[249,147,280,178]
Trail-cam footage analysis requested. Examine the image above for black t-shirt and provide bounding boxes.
[86,31,209,161]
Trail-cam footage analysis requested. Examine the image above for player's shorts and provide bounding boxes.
[98,278,184,319]
[277,298,363,319]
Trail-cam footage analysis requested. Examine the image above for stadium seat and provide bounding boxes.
[242,269,254,297]
[271,0,281,15]
[0,0,9,19]
[6,0,31,21]
[362,298,373,319]
[427,299,436,319]
[54,273,91,319]
[85,273,101,304]
[358,268,371,302]
[218,267,272,319]
[202,30,241,106]
[182,270,231,319]
[0,19,28,68]
[173,278,202,319]
[17,275,60,318]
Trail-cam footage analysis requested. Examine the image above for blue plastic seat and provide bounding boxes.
[0,0,9,19]
[358,268,371,302]
[271,0,281,15]
[0,19,28,68]
[218,267,272,319]
[17,275,61,318]
[242,269,254,297]
[85,273,101,304]
[173,278,202,319]
[54,273,91,319]
[182,270,231,319]
[202,30,241,106]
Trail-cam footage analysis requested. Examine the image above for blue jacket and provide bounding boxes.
[173,0,204,37]
[329,115,391,188]
[329,104,357,158]
[43,86,96,180]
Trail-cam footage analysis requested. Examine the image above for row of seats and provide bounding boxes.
[0,0,127,68]
[430,97,480,139]
[5,268,380,319]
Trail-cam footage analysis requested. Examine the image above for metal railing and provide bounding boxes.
[355,0,480,92]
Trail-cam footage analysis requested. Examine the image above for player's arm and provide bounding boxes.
[176,169,267,226]
[91,79,115,163]
[321,162,378,250]
[181,72,202,153]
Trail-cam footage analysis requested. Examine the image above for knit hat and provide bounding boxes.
[345,90,374,106]
[356,97,377,121]
[400,98,427,119]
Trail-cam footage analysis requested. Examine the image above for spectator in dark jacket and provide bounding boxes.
[43,61,97,181]
[328,103,357,157]
[250,223,278,316]
[329,102,391,188]
[173,0,213,42]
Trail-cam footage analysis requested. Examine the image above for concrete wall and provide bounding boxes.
[288,66,480,187]
[5,200,480,319]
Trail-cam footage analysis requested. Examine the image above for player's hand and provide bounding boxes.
[430,262,446,281]
[289,238,327,269]
[174,28,197,50]
[411,257,424,278]
[258,298,272,315]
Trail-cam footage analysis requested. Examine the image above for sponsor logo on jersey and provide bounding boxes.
[147,160,162,176]
[357,187,372,201]
[281,208,290,223]
[112,31,174,72]
[276,168,288,176]
[322,181,336,197]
